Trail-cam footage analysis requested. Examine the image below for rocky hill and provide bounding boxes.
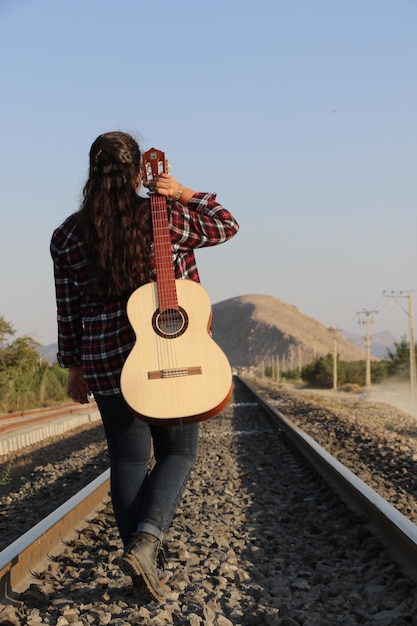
[211,294,367,370]
[40,294,372,370]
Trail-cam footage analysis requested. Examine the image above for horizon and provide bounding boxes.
[38,292,402,353]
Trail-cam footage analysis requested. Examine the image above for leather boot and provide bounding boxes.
[132,545,169,597]
[120,532,167,602]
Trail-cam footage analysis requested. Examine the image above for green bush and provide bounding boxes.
[0,314,68,412]
[301,355,389,388]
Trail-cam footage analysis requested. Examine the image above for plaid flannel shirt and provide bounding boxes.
[50,192,239,395]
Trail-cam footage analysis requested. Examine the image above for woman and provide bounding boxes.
[50,131,239,602]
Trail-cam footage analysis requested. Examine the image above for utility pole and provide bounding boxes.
[409,294,416,403]
[357,310,377,389]
[328,328,342,389]
[383,291,416,404]
[289,346,295,371]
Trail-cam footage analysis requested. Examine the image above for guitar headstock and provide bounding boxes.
[141,148,168,184]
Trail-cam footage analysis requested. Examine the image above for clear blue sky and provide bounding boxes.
[1,0,416,346]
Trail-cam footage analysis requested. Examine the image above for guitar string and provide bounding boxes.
[154,157,177,373]
[152,198,167,372]
[152,195,178,373]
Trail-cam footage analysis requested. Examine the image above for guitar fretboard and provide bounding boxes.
[151,195,179,312]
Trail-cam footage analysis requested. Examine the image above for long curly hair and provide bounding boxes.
[78,131,152,300]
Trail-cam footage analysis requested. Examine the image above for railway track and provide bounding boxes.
[1,377,417,624]
[0,470,110,600]
[0,402,97,434]
[0,401,100,456]
[237,377,417,579]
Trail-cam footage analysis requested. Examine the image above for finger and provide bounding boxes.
[68,388,89,403]
[74,394,89,404]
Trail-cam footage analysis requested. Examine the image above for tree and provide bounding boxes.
[301,355,388,388]
[0,315,15,344]
[0,315,68,412]
[302,355,333,388]
[0,335,40,369]
[385,336,412,379]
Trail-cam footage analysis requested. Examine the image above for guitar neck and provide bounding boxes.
[150,195,179,312]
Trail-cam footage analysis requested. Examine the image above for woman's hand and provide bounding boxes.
[144,173,179,198]
[143,173,195,205]
[67,365,91,404]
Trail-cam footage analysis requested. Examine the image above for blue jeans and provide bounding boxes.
[95,394,199,547]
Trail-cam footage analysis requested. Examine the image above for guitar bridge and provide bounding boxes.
[148,366,203,380]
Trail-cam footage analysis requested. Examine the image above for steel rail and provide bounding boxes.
[237,376,417,581]
[0,469,110,601]
[0,402,98,435]
[1,402,78,421]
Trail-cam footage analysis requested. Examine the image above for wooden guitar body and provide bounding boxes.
[120,147,232,424]
[121,278,232,423]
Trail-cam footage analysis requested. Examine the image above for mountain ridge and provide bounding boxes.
[39,293,396,367]
[342,330,397,359]
[211,294,383,369]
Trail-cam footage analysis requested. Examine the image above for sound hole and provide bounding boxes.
[153,307,189,338]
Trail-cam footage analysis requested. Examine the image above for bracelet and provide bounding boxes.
[175,183,184,200]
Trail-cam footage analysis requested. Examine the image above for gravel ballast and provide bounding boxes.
[1,379,417,625]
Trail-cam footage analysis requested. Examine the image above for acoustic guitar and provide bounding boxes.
[120,148,232,424]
